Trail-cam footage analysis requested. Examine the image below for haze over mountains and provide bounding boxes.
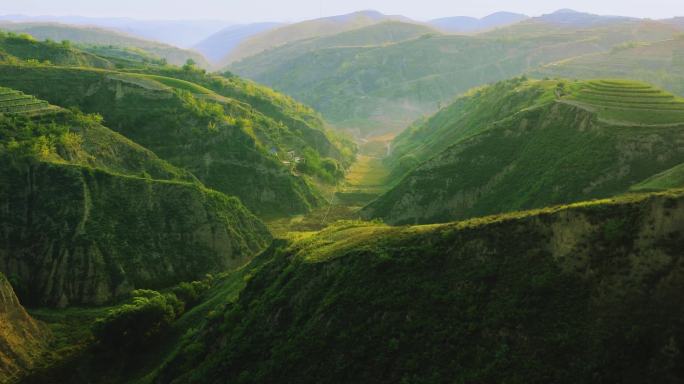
[429,11,529,33]
[0,15,232,48]
[5,8,678,70]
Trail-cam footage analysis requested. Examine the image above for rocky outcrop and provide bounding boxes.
[0,162,271,307]
[0,273,49,384]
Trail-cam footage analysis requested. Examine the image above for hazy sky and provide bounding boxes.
[1,0,683,22]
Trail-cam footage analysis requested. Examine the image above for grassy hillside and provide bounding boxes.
[80,45,168,69]
[223,10,411,65]
[0,64,353,216]
[364,78,684,224]
[388,78,554,174]
[0,90,271,307]
[0,31,113,68]
[129,67,355,165]
[151,189,684,383]
[229,21,437,79]
[631,163,684,191]
[534,36,684,96]
[230,20,678,134]
[0,22,209,68]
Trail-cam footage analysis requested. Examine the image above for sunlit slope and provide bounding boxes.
[0,273,49,384]
[563,79,684,124]
[364,78,684,224]
[0,22,209,68]
[157,189,684,383]
[0,32,113,68]
[0,87,56,115]
[0,64,351,216]
[224,10,412,65]
[230,20,678,134]
[229,21,436,77]
[0,90,271,307]
[535,37,684,96]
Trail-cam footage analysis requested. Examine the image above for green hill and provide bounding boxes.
[534,36,684,96]
[80,45,168,69]
[229,21,437,75]
[0,22,209,68]
[363,78,684,224]
[19,188,684,384]
[631,162,684,191]
[0,89,271,307]
[223,11,413,65]
[0,64,353,216]
[148,189,684,383]
[0,31,113,68]
[230,19,678,135]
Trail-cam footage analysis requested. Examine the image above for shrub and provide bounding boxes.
[172,280,212,308]
[93,290,181,349]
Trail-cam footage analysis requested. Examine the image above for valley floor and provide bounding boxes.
[266,134,393,237]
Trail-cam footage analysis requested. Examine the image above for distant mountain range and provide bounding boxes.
[428,12,529,33]
[221,10,413,65]
[193,22,284,63]
[0,21,210,67]
[533,8,636,27]
[0,14,232,47]
[1,9,679,68]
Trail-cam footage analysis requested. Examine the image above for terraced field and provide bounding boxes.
[0,87,54,115]
[566,80,684,125]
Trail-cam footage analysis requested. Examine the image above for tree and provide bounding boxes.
[183,58,197,71]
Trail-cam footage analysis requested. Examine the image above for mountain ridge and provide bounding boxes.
[364,78,684,224]
[154,188,684,383]
[429,11,529,33]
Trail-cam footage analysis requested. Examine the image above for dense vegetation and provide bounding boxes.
[0,22,208,68]
[18,188,684,384]
[364,78,684,224]
[154,189,684,383]
[0,90,271,307]
[0,32,113,68]
[0,63,353,216]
